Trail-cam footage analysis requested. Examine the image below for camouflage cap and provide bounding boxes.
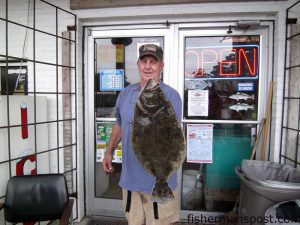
[138,44,163,61]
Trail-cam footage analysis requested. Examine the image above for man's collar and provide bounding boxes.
[133,83,141,91]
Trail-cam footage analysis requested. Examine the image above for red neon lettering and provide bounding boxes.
[201,49,218,76]
[185,50,200,77]
[185,47,257,78]
[238,48,257,76]
[219,48,237,76]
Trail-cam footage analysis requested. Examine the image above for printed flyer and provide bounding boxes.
[186,124,213,163]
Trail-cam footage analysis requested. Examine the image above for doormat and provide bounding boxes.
[87,219,127,225]
[87,219,194,225]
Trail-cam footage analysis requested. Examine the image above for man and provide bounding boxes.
[102,44,182,225]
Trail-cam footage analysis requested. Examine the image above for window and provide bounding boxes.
[0,60,28,95]
[184,36,259,121]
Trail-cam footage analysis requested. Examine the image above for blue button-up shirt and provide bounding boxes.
[115,82,182,194]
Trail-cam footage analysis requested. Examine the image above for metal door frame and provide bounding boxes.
[84,21,274,218]
[85,26,174,216]
[178,22,273,220]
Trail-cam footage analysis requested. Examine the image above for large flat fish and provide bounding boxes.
[132,79,186,203]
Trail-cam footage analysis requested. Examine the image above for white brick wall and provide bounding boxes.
[76,17,84,222]
[269,9,287,162]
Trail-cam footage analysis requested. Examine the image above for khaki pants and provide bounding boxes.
[122,189,179,225]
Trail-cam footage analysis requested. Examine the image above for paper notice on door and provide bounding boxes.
[188,90,209,117]
[186,124,213,163]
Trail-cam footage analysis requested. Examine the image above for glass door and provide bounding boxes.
[86,27,172,216]
[178,25,272,219]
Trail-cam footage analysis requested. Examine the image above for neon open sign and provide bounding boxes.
[185,45,259,79]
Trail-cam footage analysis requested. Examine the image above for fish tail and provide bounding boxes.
[151,181,175,204]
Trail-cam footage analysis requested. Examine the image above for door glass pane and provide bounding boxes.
[94,37,164,199]
[181,124,253,212]
[184,36,259,120]
[95,37,164,118]
[95,122,122,199]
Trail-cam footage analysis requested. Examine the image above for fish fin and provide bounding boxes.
[151,182,174,204]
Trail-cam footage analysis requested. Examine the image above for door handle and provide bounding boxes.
[251,127,257,147]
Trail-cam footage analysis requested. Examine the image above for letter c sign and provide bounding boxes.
[16,154,37,176]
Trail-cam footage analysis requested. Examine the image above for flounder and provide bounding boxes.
[132,79,186,203]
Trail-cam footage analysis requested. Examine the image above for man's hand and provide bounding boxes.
[102,123,121,173]
[102,152,114,172]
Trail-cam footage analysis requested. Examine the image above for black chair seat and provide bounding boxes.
[0,174,74,225]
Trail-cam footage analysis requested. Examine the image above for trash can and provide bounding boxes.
[264,199,300,225]
[236,160,300,225]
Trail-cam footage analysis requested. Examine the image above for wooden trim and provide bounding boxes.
[62,31,74,195]
[59,199,74,225]
[0,202,4,210]
[70,0,286,9]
